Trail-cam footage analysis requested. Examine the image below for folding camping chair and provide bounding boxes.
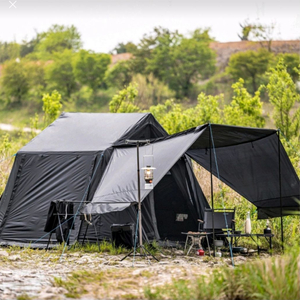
[198,207,236,248]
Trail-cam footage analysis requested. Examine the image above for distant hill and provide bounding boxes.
[111,40,300,69]
[210,40,300,68]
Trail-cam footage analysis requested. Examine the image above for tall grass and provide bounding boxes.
[144,245,300,300]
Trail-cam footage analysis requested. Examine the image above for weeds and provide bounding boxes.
[143,245,300,300]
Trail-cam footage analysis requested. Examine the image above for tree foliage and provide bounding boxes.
[226,49,273,94]
[109,83,139,113]
[105,60,133,89]
[42,90,62,126]
[224,79,265,127]
[112,42,137,54]
[0,42,20,63]
[131,27,216,98]
[132,73,175,108]
[36,24,82,56]
[45,49,77,98]
[264,59,300,140]
[74,50,111,92]
[1,60,29,106]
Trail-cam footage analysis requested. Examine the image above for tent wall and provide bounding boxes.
[80,158,209,243]
[153,158,209,241]
[0,152,99,244]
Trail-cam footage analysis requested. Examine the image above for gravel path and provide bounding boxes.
[0,248,256,300]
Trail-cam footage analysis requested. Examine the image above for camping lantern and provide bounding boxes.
[142,165,156,189]
[144,166,154,183]
[142,153,155,190]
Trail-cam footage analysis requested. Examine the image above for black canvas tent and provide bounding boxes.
[0,112,299,247]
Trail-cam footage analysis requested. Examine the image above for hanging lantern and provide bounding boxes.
[142,147,155,190]
[144,165,154,183]
[141,165,156,189]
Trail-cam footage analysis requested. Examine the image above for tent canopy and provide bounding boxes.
[85,123,300,219]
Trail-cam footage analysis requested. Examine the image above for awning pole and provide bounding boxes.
[137,142,143,252]
[209,124,215,257]
[277,130,284,252]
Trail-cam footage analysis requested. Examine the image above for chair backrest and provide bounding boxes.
[203,208,235,231]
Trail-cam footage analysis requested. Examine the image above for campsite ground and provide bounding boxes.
[0,246,268,300]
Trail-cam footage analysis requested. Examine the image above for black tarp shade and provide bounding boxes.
[187,125,300,218]
[85,123,300,219]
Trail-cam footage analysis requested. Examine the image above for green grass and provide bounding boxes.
[143,246,300,300]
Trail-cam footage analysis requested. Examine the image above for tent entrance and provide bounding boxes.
[153,171,198,242]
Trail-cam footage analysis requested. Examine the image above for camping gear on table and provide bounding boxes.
[245,211,252,234]
[264,220,272,234]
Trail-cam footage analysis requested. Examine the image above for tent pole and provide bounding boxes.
[277,131,284,252]
[209,124,215,257]
[137,142,143,251]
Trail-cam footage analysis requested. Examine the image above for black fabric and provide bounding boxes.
[187,132,300,219]
[189,124,276,149]
[44,200,75,233]
[113,113,168,146]
[0,153,95,244]
[20,113,156,152]
[111,223,135,249]
[153,160,208,241]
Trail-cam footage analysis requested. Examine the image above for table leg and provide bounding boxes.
[184,235,189,251]
[187,237,195,255]
[205,235,211,256]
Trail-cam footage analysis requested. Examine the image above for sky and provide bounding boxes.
[0,0,299,53]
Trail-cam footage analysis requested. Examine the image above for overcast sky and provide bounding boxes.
[0,0,299,53]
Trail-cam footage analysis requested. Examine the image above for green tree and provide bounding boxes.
[74,50,111,92]
[226,48,274,94]
[224,79,265,127]
[20,33,41,58]
[133,73,175,107]
[36,24,82,57]
[0,42,20,63]
[112,42,137,54]
[1,60,29,106]
[25,61,47,103]
[264,59,300,140]
[149,93,223,134]
[45,49,77,98]
[277,53,300,82]
[109,83,139,113]
[42,90,62,126]
[168,36,216,97]
[105,60,133,89]
[133,27,216,98]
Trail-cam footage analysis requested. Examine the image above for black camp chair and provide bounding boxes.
[198,208,236,248]
[198,208,236,232]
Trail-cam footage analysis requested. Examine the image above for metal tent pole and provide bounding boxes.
[277,130,284,252]
[137,142,143,251]
[209,124,215,257]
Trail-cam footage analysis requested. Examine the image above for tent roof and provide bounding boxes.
[20,112,167,152]
[83,127,206,214]
[84,123,300,218]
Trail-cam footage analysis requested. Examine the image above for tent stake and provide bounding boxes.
[209,124,215,257]
[277,130,284,252]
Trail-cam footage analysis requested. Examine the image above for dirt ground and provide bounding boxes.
[0,247,268,300]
